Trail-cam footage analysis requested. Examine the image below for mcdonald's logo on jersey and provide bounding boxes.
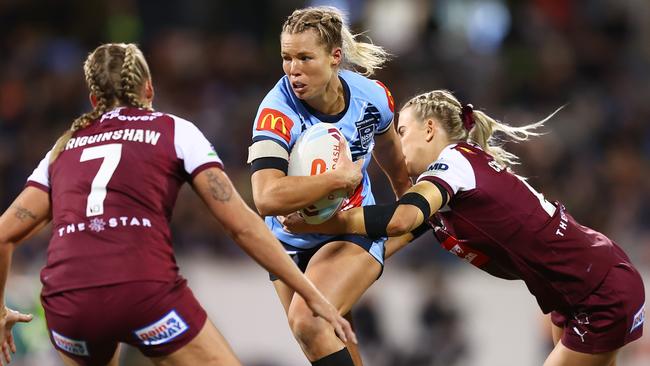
[375,81,395,112]
[256,108,294,143]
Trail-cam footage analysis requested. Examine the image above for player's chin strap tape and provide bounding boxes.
[363,192,432,240]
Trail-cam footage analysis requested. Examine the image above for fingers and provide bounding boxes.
[337,315,357,345]
[332,318,348,344]
[14,313,32,324]
[7,333,15,354]
[1,341,10,364]
[277,215,286,225]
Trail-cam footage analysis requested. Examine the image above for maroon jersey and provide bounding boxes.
[417,142,620,313]
[27,107,223,295]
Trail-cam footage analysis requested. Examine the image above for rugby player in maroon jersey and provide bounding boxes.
[0,43,356,366]
[285,89,645,366]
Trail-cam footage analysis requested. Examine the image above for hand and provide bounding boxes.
[0,307,33,364]
[333,139,363,193]
[304,294,357,345]
[279,212,313,234]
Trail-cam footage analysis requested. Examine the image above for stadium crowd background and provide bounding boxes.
[0,0,648,365]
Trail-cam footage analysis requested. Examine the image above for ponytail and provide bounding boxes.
[282,6,389,76]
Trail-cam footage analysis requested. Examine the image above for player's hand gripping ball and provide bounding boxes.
[287,123,353,224]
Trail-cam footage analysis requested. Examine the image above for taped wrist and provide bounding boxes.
[397,192,431,221]
[363,202,399,239]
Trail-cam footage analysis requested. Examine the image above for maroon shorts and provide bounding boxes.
[551,260,645,354]
[41,278,207,365]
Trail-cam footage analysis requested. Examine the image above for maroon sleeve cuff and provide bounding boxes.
[418,176,454,200]
[25,181,50,193]
[190,162,224,179]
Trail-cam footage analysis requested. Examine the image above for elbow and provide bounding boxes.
[252,195,281,217]
[385,216,413,237]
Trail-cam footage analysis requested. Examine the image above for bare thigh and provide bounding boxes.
[544,339,618,366]
[151,320,241,366]
[551,322,563,346]
[300,241,381,313]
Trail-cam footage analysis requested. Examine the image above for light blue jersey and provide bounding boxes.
[249,70,395,262]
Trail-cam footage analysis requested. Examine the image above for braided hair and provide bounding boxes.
[51,43,152,161]
[282,6,389,76]
[402,90,553,169]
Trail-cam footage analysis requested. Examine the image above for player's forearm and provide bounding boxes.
[372,139,411,197]
[254,172,348,216]
[0,243,14,309]
[231,216,322,300]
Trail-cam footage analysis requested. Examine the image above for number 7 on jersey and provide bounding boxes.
[80,144,123,217]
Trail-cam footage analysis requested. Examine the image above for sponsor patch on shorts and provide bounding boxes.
[52,331,89,356]
[631,303,645,333]
[134,310,189,346]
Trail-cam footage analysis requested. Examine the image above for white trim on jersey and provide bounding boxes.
[417,144,477,195]
[27,150,53,188]
[171,115,224,175]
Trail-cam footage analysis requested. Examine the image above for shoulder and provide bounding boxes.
[341,70,394,113]
[417,143,477,195]
[258,77,299,114]
[253,77,303,146]
[163,113,202,137]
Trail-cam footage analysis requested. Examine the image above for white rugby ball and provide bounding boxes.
[288,123,352,224]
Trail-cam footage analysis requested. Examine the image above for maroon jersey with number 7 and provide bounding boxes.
[26,107,223,296]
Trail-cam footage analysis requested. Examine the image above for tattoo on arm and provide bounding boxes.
[205,170,233,202]
[12,205,37,221]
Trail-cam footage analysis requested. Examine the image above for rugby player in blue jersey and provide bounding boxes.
[248,6,411,366]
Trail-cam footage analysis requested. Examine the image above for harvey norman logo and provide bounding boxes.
[52,331,89,356]
[135,310,189,346]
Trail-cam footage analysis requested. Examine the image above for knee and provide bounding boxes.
[287,305,331,346]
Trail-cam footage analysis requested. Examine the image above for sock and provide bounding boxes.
[311,348,355,366]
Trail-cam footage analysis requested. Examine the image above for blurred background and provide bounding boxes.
[1,0,649,365]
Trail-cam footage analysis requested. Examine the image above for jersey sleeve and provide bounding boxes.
[247,91,302,164]
[416,147,476,199]
[372,80,395,135]
[26,150,53,192]
[172,115,224,179]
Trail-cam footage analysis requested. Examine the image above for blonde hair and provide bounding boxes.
[282,6,389,76]
[402,90,556,169]
[50,43,152,161]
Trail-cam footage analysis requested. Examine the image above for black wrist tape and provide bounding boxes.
[397,192,431,221]
[363,202,399,239]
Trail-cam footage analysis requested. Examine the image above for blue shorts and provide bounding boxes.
[269,234,386,281]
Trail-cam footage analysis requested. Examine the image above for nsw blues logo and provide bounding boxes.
[135,310,189,346]
[350,105,381,160]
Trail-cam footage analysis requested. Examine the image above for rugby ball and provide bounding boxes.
[287,123,352,224]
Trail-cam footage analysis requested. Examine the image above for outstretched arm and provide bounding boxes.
[284,180,445,238]
[193,167,356,344]
[372,126,412,197]
[0,187,50,362]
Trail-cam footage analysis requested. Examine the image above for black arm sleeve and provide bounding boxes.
[250,157,289,175]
